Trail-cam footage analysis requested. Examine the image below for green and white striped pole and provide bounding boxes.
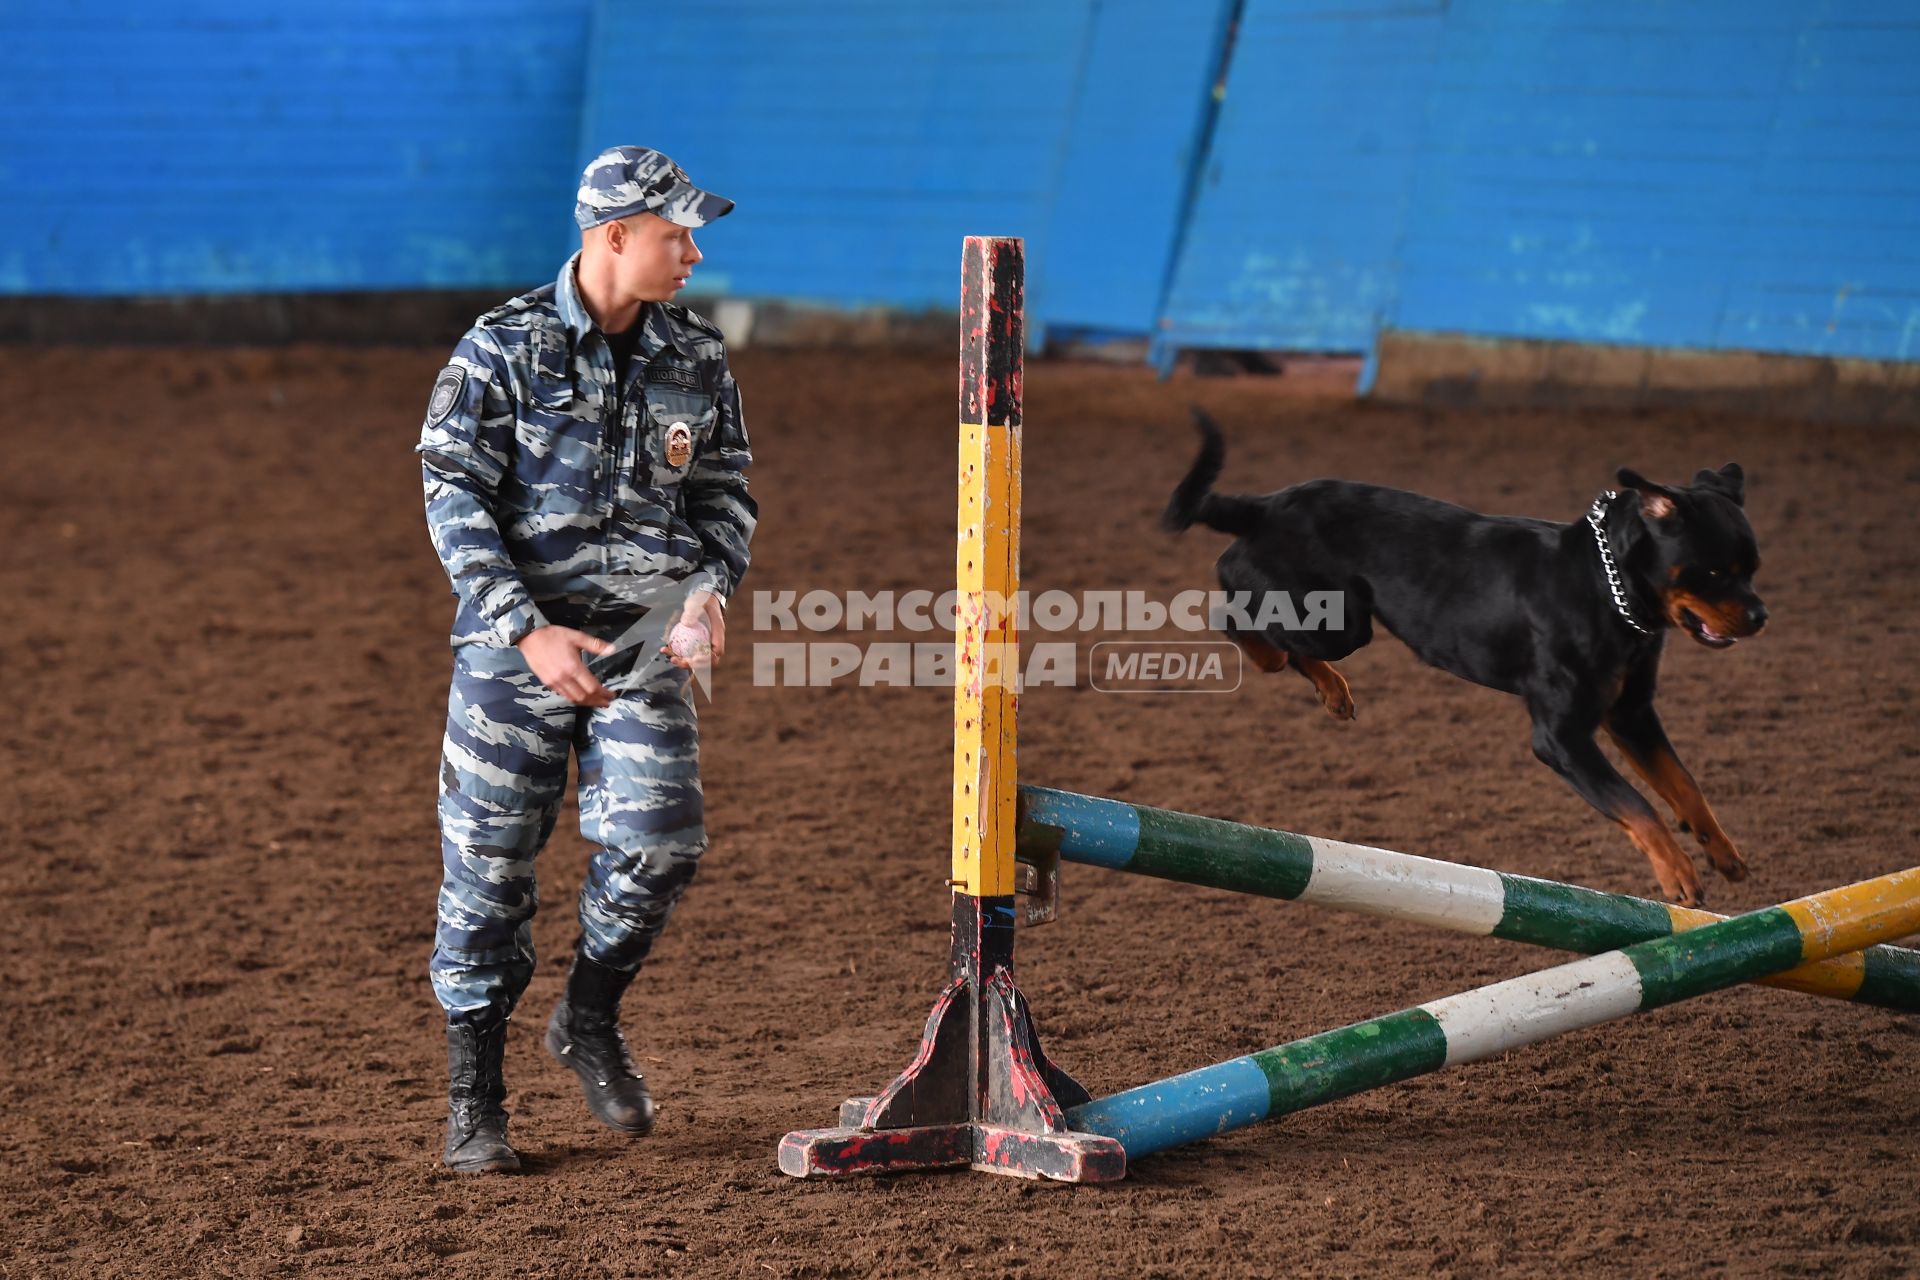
[1065,866,1920,1161]
[1018,786,1920,1014]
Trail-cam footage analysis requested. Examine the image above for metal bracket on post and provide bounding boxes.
[776,237,1122,1184]
[1012,786,1066,927]
[1015,844,1060,927]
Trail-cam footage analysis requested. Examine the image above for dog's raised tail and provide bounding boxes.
[1163,407,1262,536]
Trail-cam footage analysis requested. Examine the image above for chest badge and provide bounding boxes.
[665,422,694,467]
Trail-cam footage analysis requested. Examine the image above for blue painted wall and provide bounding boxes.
[5,1,1915,366]
[0,0,593,295]
[1157,0,1447,359]
[1390,0,1920,361]
[578,0,1231,339]
[1031,0,1236,337]
[1161,0,1920,363]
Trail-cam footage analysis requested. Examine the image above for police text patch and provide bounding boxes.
[427,366,466,426]
[645,363,703,393]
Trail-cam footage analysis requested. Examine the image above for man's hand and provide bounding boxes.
[662,589,726,670]
[518,626,617,706]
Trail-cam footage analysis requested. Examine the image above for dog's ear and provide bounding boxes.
[1617,467,1678,521]
[1692,462,1745,506]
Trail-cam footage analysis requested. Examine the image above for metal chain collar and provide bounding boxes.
[1587,491,1657,636]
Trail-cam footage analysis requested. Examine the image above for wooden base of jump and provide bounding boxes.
[776,895,1123,1182]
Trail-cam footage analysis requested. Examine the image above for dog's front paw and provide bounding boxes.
[1699,828,1748,882]
[1666,873,1706,909]
[1624,822,1707,907]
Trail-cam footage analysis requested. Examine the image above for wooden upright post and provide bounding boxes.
[952,235,1022,902]
[776,238,1125,1183]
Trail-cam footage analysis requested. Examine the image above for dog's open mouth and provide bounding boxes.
[1680,608,1738,649]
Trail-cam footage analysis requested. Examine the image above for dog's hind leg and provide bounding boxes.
[1217,547,1361,718]
[1217,551,1298,683]
[1225,626,1354,720]
[1227,631,1290,673]
[1292,657,1355,721]
[1273,574,1368,721]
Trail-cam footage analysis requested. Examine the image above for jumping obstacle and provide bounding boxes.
[775,236,1920,1185]
[779,237,1123,1182]
[1020,786,1920,1014]
[1067,867,1920,1159]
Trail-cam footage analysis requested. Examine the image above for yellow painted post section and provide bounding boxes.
[1665,903,1868,1000]
[952,418,1021,897]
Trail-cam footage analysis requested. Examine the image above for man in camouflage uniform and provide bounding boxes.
[417,146,755,1174]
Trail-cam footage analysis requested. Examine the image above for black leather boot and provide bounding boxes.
[444,1017,520,1173]
[545,949,656,1135]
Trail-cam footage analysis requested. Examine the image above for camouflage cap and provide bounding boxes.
[575,146,735,231]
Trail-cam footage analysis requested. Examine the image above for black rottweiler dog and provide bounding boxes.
[1165,409,1765,906]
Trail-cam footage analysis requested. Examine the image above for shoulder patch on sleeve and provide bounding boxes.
[426,365,467,427]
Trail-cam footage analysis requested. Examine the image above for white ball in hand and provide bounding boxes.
[668,620,712,660]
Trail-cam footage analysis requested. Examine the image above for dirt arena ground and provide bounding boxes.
[4,343,1917,1279]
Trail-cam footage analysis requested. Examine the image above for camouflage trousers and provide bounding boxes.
[429,641,705,1025]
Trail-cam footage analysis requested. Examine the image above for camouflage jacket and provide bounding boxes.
[418,253,756,647]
